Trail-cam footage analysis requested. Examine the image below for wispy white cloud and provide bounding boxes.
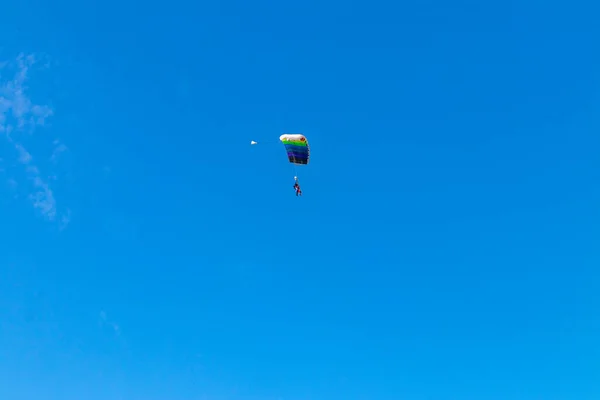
[0,54,53,131]
[0,53,69,226]
[15,142,32,163]
[50,139,67,164]
[59,209,71,231]
[99,311,121,336]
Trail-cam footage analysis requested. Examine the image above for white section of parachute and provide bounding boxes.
[279,133,306,142]
[251,141,258,145]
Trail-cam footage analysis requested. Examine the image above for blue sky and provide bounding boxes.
[1,0,599,399]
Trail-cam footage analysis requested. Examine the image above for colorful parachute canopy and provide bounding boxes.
[280,134,310,165]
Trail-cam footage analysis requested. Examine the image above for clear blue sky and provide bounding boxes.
[1,0,599,399]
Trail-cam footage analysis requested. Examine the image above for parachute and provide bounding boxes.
[279,134,310,165]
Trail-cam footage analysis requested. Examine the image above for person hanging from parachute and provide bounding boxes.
[293,177,302,196]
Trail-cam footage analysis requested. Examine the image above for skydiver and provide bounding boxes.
[293,181,302,196]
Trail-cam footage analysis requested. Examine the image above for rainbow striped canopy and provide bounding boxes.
[279,134,310,165]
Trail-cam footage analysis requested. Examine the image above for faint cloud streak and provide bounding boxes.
[99,311,121,336]
[0,53,69,225]
[50,139,67,164]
